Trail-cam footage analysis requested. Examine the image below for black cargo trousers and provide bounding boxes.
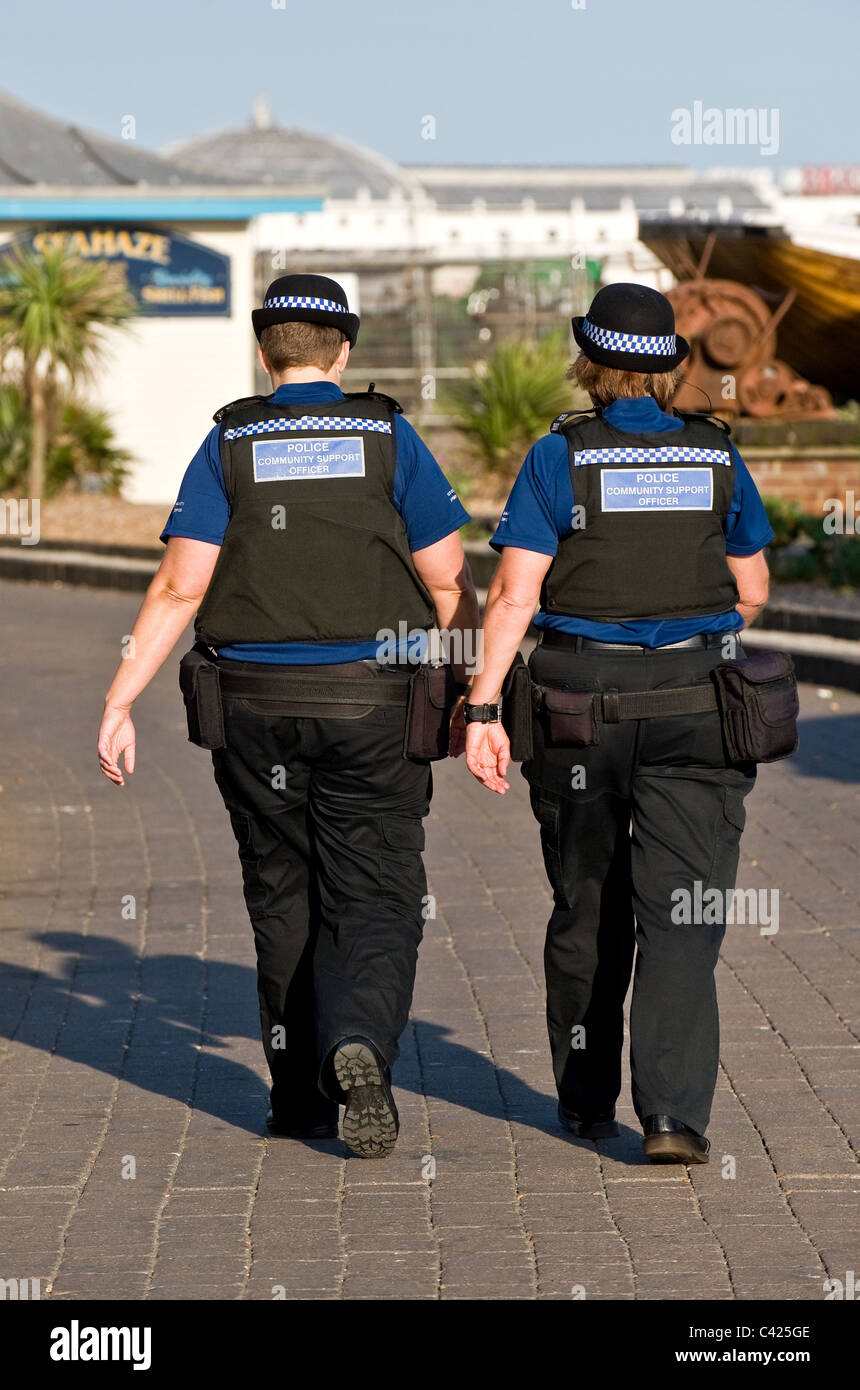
[525,636,756,1137]
[209,661,431,1122]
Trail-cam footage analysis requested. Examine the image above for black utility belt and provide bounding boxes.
[539,630,724,653]
[178,644,463,762]
[216,664,412,706]
[500,650,799,766]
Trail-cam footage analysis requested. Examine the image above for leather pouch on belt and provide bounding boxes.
[710,650,799,764]
[538,686,600,748]
[178,647,226,751]
[501,652,534,762]
[405,664,460,761]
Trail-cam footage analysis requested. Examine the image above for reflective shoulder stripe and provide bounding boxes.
[572,445,731,467]
[223,415,393,440]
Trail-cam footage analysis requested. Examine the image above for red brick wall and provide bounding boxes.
[744,453,860,514]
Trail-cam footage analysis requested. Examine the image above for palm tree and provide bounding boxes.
[447,331,585,480]
[0,244,136,498]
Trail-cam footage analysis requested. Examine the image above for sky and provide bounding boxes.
[3,0,858,170]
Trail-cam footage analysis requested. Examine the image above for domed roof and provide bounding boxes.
[0,87,235,188]
[168,100,420,201]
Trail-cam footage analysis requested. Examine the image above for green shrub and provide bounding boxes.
[762,496,807,550]
[446,332,576,478]
[0,381,130,496]
[763,495,860,589]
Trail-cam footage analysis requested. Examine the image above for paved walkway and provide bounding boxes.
[1,580,859,1301]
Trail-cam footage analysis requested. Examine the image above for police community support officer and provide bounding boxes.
[98,274,478,1159]
[463,283,775,1164]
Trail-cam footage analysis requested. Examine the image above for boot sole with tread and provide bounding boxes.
[334,1041,398,1159]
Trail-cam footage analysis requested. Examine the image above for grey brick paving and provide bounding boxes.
[1,580,859,1300]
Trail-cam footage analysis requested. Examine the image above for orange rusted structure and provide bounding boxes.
[667,276,834,419]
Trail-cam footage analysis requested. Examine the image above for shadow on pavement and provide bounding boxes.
[791,713,860,784]
[4,931,268,1130]
[2,933,596,1148]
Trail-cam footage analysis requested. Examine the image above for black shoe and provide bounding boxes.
[332,1037,399,1159]
[642,1114,710,1164]
[558,1102,620,1140]
[265,1108,339,1140]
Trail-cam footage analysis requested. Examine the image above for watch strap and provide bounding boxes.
[464,701,503,724]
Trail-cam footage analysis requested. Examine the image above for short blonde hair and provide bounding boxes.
[567,353,684,411]
[260,321,346,373]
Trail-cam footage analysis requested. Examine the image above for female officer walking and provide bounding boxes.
[462,283,782,1164]
[98,274,477,1160]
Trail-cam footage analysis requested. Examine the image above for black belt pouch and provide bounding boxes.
[405,663,460,760]
[536,686,600,748]
[710,650,799,764]
[179,647,227,751]
[501,652,534,761]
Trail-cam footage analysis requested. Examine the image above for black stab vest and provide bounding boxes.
[540,410,739,622]
[195,393,436,646]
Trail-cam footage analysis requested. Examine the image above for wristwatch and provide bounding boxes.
[463,701,503,725]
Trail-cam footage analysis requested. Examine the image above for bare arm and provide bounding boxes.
[411,531,480,685]
[727,549,770,627]
[465,547,552,795]
[469,547,552,704]
[98,537,220,784]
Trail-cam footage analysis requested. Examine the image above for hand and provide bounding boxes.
[465,720,511,794]
[98,704,136,786]
[448,692,469,758]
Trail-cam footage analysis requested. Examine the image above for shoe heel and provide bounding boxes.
[643,1133,709,1165]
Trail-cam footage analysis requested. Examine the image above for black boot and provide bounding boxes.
[642,1114,710,1164]
[558,1102,620,1140]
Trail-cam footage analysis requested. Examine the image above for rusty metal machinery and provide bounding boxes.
[666,277,835,419]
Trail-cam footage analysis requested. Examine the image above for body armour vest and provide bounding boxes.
[195,392,436,646]
[540,409,740,622]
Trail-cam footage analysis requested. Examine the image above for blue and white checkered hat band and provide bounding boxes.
[224,416,391,440]
[573,446,730,467]
[581,316,676,357]
[262,295,348,313]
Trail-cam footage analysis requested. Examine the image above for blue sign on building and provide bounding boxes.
[1,226,231,316]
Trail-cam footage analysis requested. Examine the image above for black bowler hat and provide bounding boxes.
[252,273,360,346]
[572,282,689,372]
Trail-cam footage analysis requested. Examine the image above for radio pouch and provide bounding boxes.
[501,653,535,761]
[179,646,226,751]
[405,663,461,761]
[710,649,799,764]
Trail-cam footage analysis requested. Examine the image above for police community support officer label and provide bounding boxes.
[252,435,366,481]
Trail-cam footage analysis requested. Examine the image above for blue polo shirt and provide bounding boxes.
[491,396,774,647]
[162,382,470,663]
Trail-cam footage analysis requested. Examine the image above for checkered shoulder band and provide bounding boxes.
[223,415,391,440]
[263,295,348,313]
[581,316,676,357]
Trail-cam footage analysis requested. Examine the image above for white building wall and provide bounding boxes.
[98,223,255,505]
[0,219,255,506]
[771,193,860,259]
[254,197,669,287]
